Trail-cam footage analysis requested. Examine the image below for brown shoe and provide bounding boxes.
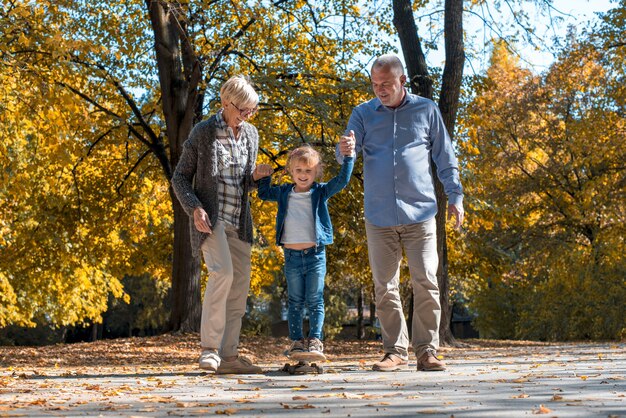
[216,356,263,374]
[372,353,408,371]
[417,349,446,371]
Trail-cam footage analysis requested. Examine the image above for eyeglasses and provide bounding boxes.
[230,102,258,118]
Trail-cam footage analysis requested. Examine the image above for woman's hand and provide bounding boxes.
[253,164,274,180]
[193,207,212,234]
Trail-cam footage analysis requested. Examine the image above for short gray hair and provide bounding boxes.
[220,75,259,107]
[371,54,405,75]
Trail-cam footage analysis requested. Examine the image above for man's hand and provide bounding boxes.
[447,203,464,231]
[339,130,356,156]
[193,207,212,234]
[253,164,274,181]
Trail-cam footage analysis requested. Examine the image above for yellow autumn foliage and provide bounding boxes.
[453,34,625,340]
[0,0,385,330]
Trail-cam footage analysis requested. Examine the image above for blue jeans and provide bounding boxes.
[283,246,326,340]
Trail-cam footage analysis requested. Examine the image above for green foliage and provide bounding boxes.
[241,291,276,338]
[103,275,169,337]
[323,291,350,340]
[0,321,65,346]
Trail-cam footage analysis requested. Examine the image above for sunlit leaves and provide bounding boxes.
[455,27,626,340]
[0,0,386,329]
[0,0,169,327]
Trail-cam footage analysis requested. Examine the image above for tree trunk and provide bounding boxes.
[357,287,365,339]
[392,0,433,99]
[147,0,204,332]
[436,0,465,347]
[90,323,98,342]
[169,194,203,332]
[392,0,465,346]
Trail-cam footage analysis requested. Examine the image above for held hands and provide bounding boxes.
[339,130,356,157]
[253,164,274,181]
[447,203,465,231]
[193,207,212,234]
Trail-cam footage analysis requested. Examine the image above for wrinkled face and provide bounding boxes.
[289,160,319,192]
[371,65,407,108]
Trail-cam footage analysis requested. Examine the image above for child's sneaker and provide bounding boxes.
[300,337,326,362]
[287,339,308,360]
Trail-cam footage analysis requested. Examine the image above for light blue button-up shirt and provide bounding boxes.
[337,90,463,227]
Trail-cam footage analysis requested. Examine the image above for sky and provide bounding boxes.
[397,0,617,74]
[521,0,616,70]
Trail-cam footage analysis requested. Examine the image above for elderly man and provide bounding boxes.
[337,54,464,372]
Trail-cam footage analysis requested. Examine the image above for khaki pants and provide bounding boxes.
[199,221,252,358]
[365,218,440,359]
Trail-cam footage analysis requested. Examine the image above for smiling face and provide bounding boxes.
[286,146,323,192]
[371,65,406,108]
[289,159,320,192]
[222,100,257,130]
[219,75,259,131]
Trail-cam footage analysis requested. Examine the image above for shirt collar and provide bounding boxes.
[374,88,411,111]
[216,109,248,139]
[216,109,228,129]
[291,183,318,193]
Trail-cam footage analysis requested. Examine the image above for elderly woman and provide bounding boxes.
[172,75,270,374]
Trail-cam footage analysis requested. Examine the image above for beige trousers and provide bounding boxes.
[365,218,441,359]
[199,221,252,358]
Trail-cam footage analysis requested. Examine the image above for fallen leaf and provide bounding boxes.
[46,406,69,411]
[215,408,237,415]
[532,404,552,414]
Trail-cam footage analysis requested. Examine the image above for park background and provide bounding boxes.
[0,0,624,347]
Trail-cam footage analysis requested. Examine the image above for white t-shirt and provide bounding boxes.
[281,189,316,244]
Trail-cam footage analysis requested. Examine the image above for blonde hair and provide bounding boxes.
[286,145,323,179]
[220,75,259,108]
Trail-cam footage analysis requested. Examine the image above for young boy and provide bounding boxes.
[256,145,354,361]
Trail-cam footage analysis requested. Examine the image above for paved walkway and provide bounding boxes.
[1,342,624,417]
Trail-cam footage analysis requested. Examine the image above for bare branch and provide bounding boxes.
[116,149,152,197]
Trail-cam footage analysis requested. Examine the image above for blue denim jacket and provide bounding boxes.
[258,156,354,246]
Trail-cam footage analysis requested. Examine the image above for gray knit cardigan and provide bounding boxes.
[171,114,259,257]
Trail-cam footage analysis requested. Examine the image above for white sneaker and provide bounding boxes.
[199,350,220,372]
